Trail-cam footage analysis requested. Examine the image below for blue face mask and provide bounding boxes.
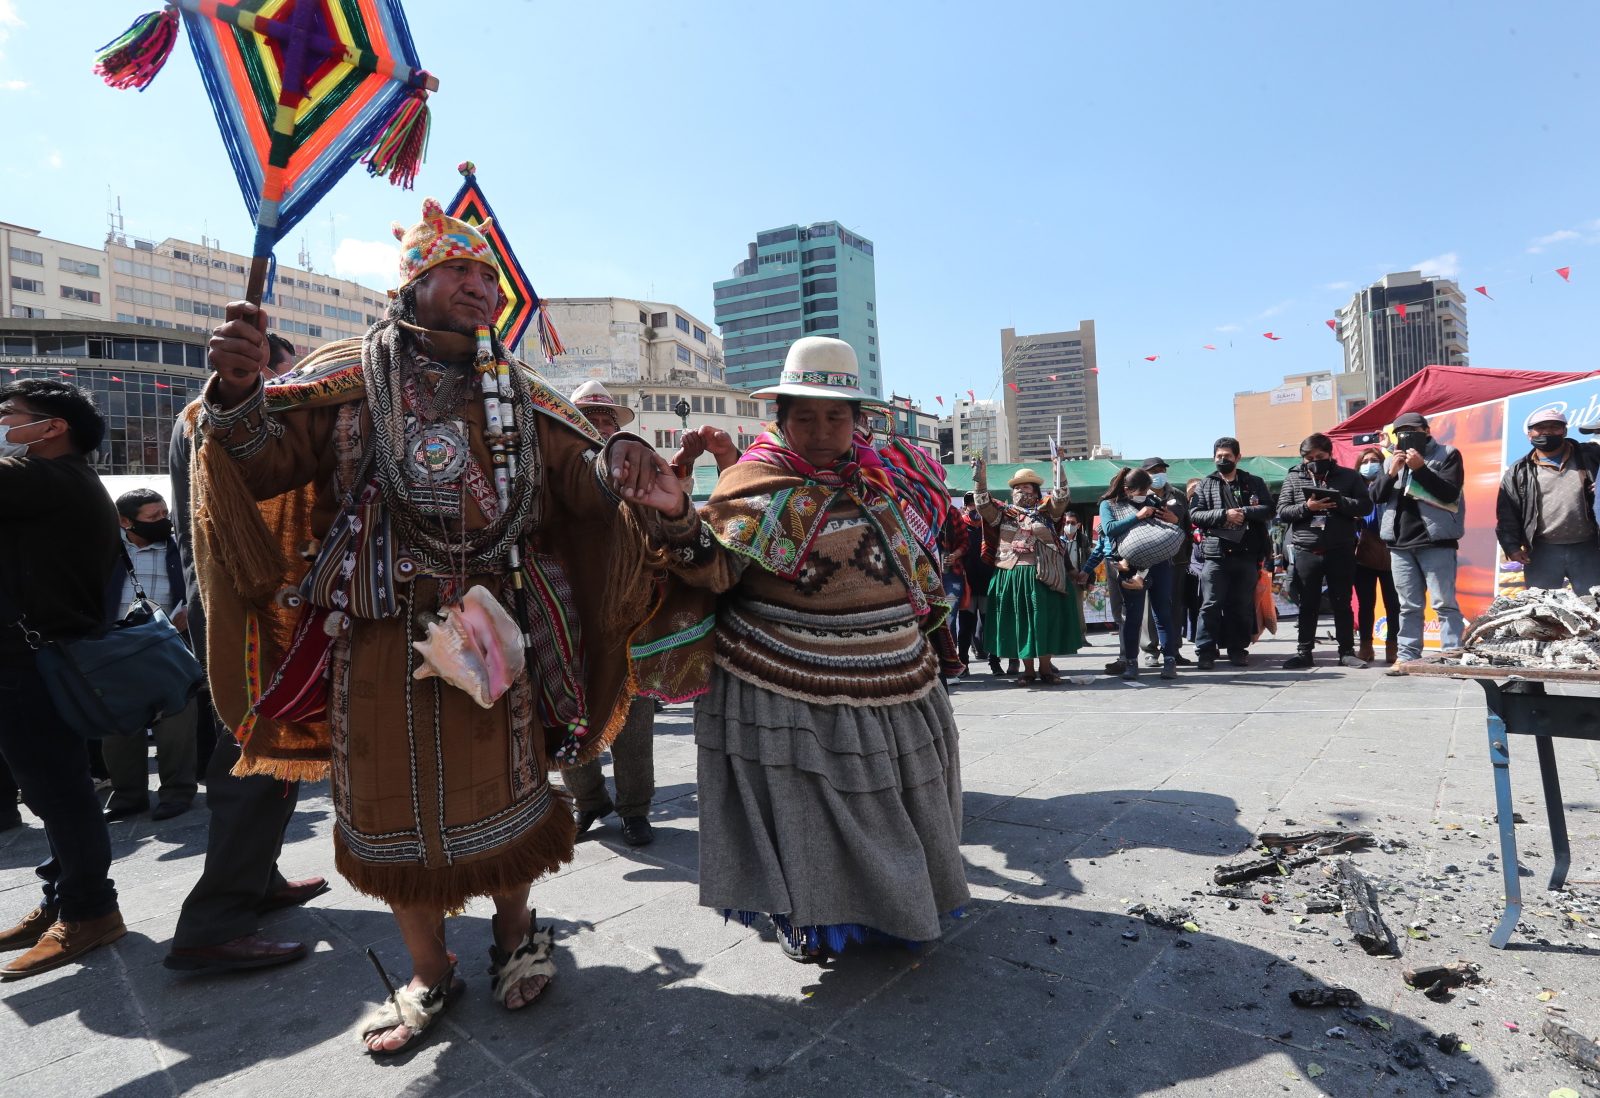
[1149,473,1168,490]
[1359,462,1380,478]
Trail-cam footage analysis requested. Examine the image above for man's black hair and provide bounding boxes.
[1299,432,1334,458]
[266,332,296,367]
[0,378,105,454]
[962,491,975,507]
[1213,436,1241,457]
[774,394,863,426]
[115,487,166,521]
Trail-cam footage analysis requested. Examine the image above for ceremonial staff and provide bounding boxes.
[94,0,438,305]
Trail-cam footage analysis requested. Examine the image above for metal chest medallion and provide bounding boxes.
[405,415,470,517]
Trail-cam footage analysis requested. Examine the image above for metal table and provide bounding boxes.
[1399,657,1600,948]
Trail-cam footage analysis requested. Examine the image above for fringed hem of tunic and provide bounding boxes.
[332,786,578,910]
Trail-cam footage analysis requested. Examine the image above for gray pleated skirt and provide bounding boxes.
[695,666,970,946]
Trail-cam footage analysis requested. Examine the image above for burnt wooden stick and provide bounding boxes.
[1544,1020,1600,1071]
[1402,961,1475,989]
[1289,987,1362,1007]
[1332,859,1393,955]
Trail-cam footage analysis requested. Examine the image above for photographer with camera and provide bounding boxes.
[1275,433,1372,669]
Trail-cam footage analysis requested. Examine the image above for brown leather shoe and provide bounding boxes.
[0,906,58,952]
[1,912,126,981]
[1384,639,1398,665]
[1358,640,1375,664]
[256,876,331,915]
[164,932,309,972]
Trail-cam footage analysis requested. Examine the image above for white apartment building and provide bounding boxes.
[1334,271,1468,414]
[946,398,1010,463]
[525,297,725,393]
[3,222,114,322]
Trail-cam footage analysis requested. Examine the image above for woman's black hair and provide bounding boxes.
[773,394,862,426]
[1102,465,1151,501]
[0,378,105,453]
[1299,432,1334,458]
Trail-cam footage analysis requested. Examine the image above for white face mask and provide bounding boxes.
[1149,473,1168,490]
[0,421,40,460]
[1129,493,1148,504]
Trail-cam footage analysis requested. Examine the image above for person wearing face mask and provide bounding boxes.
[1189,437,1275,670]
[1370,411,1466,670]
[1352,447,1400,664]
[1275,434,1373,669]
[1495,407,1600,596]
[1096,467,1182,680]
[99,490,198,822]
[1135,457,1193,670]
[0,379,128,982]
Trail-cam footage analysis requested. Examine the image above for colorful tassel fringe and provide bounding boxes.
[93,6,180,92]
[361,88,430,190]
[535,305,565,364]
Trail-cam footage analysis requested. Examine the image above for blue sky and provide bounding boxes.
[3,1,1598,458]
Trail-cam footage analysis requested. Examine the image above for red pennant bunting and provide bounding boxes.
[1474,286,1492,299]
[1557,267,1572,281]
[1263,332,1281,340]
[935,395,944,406]
[966,389,974,401]
[1007,382,1019,393]
[1202,345,1216,350]
[1325,319,1337,330]
[1395,303,1407,321]
[1144,355,1159,361]
[1048,375,1058,381]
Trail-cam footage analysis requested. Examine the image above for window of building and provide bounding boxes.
[756,228,798,247]
[694,354,708,370]
[867,318,875,328]
[802,298,837,315]
[803,278,837,296]
[692,325,706,343]
[651,312,668,327]
[867,336,875,345]
[59,285,101,304]
[676,345,692,363]
[869,370,877,379]
[10,276,43,294]
[113,258,174,284]
[9,247,43,266]
[736,400,759,418]
[758,250,798,266]
[869,354,876,362]
[803,316,838,332]
[116,285,173,310]
[715,397,726,414]
[866,301,874,311]
[713,273,798,301]
[800,246,836,262]
[675,315,690,334]
[801,264,836,277]
[10,305,44,319]
[714,291,800,319]
[57,258,100,278]
[719,309,802,334]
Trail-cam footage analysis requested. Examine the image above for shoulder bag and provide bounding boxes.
[2,550,203,739]
[1108,500,1186,570]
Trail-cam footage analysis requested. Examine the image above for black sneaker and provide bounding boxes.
[1196,655,1216,671]
[1228,652,1250,667]
[1006,660,1020,675]
[1173,654,1195,667]
[1282,652,1314,669]
[620,815,654,846]
[576,799,615,834]
[1104,660,1127,675]
[988,656,1004,676]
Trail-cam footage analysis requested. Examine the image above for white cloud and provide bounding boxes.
[0,79,24,90]
[332,238,399,287]
[44,151,59,168]
[1214,324,1241,332]
[1415,252,1459,277]
[1528,229,1580,253]
[0,0,20,56]
[1322,281,1353,291]
[1258,300,1293,318]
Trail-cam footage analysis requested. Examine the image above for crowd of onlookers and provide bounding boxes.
[946,404,1600,684]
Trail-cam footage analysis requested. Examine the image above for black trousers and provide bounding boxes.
[171,727,300,949]
[1293,549,1356,655]
[955,604,987,660]
[0,662,117,921]
[1354,564,1399,644]
[1195,556,1258,657]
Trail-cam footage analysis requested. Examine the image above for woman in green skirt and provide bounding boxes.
[973,458,1085,684]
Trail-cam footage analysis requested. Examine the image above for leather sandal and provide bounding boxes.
[358,950,463,1056]
[488,909,556,1009]
[1015,672,1038,686]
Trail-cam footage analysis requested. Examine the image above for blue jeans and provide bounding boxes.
[0,661,117,920]
[1389,545,1463,661]
[1120,560,1176,661]
[1526,539,1600,595]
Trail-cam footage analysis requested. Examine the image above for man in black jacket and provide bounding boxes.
[1496,406,1600,594]
[0,379,127,981]
[1189,437,1274,670]
[1276,433,1373,669]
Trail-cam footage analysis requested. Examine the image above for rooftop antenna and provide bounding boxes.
[298,234,313,273]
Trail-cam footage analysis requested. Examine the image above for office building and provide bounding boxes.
[1232,371,1343,456]
[946,397,1010,463]
[1333,271,1468,414]
[711,221,881,396]
[3,221,113,322]
[523,297,724,393]
[881,394,941,463]
[1000,321,1100,461]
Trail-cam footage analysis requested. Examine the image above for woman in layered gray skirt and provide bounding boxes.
[630,338,969,960]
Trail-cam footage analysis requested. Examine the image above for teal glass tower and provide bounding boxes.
[712,221,881,396]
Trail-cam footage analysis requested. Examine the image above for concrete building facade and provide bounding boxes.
[946,397,1010,464]
[1333,271,1468,414]
[521,297,724,395]
[712,221,881,397]
[1232,370,1343,456]
[1001,321,1100,461]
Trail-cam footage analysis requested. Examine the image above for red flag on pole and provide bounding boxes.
[1475,286,1493,299]
[935,395,943,406]
[1263,332,1281,340]
[966,389,974,401]
[1395,304,1407,321]
[1325,319,1337,330]
[1557,267,1572,281]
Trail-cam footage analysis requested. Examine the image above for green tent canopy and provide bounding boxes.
[686,456,1296,504]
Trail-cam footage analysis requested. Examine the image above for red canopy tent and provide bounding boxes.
[1327,365,1600,462]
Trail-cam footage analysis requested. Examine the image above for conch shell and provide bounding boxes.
[412,585,526,707]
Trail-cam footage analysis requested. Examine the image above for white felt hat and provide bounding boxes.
[569,379,635,426]
[751,337,879,403]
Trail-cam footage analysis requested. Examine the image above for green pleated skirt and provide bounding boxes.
[981,565,1085,659]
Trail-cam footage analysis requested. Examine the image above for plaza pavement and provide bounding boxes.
[2,626,1599,1098]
